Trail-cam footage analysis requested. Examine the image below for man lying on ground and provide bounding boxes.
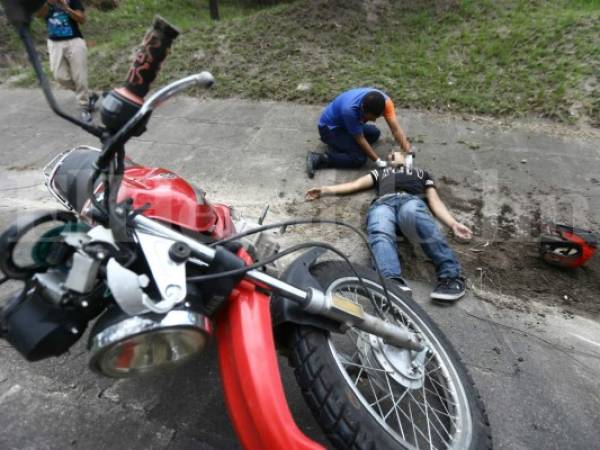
[306,151,472,302]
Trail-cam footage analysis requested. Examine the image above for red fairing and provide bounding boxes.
[117,166,233,238]
[216,249,323,450]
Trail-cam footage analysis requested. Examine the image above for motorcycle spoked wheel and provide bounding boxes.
[288,261,492,450]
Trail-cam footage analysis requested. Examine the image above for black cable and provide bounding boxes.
[209,217,394,311]
[187,241,387,318]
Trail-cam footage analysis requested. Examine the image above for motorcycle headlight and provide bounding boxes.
[88,307,212,378]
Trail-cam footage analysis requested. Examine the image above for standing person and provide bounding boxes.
[307,88,411,177]
[306,151,473,302]
[36,0,97,122]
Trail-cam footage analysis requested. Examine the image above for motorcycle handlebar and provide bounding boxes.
[139,72,215,114]
[124,16,180,99]
[95,71,215,171]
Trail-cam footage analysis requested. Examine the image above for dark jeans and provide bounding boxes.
[366,193,462,280]
[318,124,381,168]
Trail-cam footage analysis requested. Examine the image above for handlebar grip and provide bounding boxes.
[124,15,180,99]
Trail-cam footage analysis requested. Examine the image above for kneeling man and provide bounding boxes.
[306,152,472,302]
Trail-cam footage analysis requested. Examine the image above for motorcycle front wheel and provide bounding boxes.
[288,261,492,450]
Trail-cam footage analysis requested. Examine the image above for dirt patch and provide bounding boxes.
[456,239,600,316]
[440,186,600,317]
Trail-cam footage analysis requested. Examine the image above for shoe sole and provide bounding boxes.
[430,290,465,302]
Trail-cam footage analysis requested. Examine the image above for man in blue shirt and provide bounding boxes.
[307,88,412,177]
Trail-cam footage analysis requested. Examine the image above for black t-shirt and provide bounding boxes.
[46,0,84,41]
[369,166,435,197]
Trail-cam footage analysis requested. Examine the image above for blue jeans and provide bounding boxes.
[319,124,381,168]
[366,193,462,280]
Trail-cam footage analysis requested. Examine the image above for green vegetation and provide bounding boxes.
[1,0,598,124]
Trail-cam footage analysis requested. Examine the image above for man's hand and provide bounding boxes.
[452,222,473,240]
[305,188,323,201]
[375,159,387,168]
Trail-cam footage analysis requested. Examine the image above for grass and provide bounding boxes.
[1,0,598,124]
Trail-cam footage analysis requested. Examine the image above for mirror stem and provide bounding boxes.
[18,25,104,138]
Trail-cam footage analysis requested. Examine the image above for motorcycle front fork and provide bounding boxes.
[216,277,324,450]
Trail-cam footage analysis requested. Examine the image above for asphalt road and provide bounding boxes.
[0,87,599,450]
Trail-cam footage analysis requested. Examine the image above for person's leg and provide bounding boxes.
[66,38,90,111]
[396,197,462,279]
[367,201,403,279]
[48,40,75,91]
[320,127,368,169]
[363,124,381,145]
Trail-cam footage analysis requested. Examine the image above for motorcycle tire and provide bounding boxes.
[287,261,492,450]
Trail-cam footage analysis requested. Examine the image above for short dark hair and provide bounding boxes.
[362,91,386,116]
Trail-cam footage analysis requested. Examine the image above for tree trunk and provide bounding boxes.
[209,0,220,20]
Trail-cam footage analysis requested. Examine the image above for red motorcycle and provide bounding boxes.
[0,2,491,449]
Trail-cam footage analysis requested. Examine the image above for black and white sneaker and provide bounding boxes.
[430,278,466,302]
[386,277,412,294]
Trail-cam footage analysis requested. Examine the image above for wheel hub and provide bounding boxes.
[357,332,425,390]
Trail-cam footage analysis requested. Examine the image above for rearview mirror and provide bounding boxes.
[1,0,46,28]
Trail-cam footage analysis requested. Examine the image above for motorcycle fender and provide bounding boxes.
[216,280,323,450]
[271,248,341,347]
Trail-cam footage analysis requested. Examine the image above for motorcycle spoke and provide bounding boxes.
[366,375,390,417]
[427,376,457,406]
[422,383,434,450]
[425,364,443,377]
[407,400,420,447]
[383,372,407,440]
[424,382,453,418]
[422,386,453,418]
[407,390,452,447]
[394,396,440,449]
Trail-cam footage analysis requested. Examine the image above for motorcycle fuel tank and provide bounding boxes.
[118,166,234,239]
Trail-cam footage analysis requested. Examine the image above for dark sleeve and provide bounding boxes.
[423,170,435,189]
[369,169,380,189]
[69,0,84,11]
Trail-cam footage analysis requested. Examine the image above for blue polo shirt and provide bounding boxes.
[319,88,392,136]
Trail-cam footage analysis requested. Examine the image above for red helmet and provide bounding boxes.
[539,223,598,268]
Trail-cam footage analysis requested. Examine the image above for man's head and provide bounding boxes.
[361,91,386,122]
[387,151,405,167]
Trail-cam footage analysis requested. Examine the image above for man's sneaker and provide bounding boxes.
[306,151,323,178]
[386,277,412,294]
[88,92,99,112]
[430,277,466,302]
[80,110,92,123]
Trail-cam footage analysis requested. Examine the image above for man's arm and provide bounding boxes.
[35,2,50,18]
[383,99,411,152]
[306,174,374,200]
[354,133,380,162]
[54,0,86,24]
[425,187,473,239]
[385,115,411,152]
